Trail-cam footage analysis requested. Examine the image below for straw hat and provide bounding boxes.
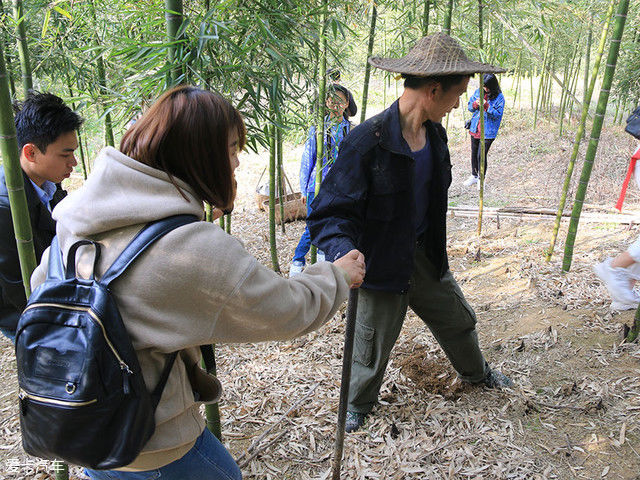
[369,33,506,76]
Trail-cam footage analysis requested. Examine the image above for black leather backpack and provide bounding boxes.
[625,106,640,140]
[16,214,200,469]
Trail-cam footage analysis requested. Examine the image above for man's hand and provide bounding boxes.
[472,100,479,109]
[301,195,307,205]
[334,249,366,289]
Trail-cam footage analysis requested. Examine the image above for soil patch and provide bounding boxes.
[396,347,474,401]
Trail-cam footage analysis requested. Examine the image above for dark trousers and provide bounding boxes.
[348,247,488,414]
[470,136,494,177]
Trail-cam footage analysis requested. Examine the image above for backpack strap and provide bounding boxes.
[200,345,216,374]
[100,214,199,286]
[47,237,65,281]
[150,352,178,410]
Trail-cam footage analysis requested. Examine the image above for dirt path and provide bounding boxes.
[2,117,640,479]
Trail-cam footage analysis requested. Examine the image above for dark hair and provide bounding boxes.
[120,85,246,210]
[328,68,341,82]
[13,91,83,151]
[402,74,471,92]
[329,83,358,118]
[483,74,501,100]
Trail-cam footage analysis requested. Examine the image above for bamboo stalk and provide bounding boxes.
[311,0,327,265]
[422,0,430,36]
[512,51,522,109]
[165,0,183,85]
[0,0,15,97]
[545,0,616,262]
[562,0,630,272]
[88,0,114,147]
[65,81,88,180]
[0,25,65,480]
[360,5,377,124]
[477,74,486,236]
[202,344,222,441]
[443,0,453,35]
[276,114,285,234]
[12,0,31,93]
[0,16,35,301]
[268,122,280,272]
[534,38,550,129]
[492,10,588,114]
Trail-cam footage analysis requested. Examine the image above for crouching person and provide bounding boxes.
[31,86,365,479]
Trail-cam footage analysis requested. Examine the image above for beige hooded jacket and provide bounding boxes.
[31,147,350,470]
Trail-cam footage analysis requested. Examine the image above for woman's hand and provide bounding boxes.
[211,208,224,221]
[334,249,366,289]
[472,100,479,110]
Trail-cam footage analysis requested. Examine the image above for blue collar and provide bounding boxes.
[29,179,56,211]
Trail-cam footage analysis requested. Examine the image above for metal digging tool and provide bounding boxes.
[331,288,359,479]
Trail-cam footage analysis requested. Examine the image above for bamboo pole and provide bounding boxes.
[443,0,454,35]
[533,38,550,129]
[422,0,431,36]
[492,10,588,115]
[0,25,69,480]
[0,26,35,305]
[165,0,183,85]
[477,75,486,236]
[562,0,629,272]
[88,0,114,147]
[311,0,327,265]
[203,345,222,440]
[65,81,88,180]
[12,0,31,94]
[512,51,522,109]
[201,204,223,439]
[0,0,15,97]
[545,0,616,261]
[360,5,377,124]
[268,122,280,272]
[276,110,285,234]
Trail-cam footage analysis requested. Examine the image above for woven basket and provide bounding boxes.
[262,193,306,225]
[255,193,269,211]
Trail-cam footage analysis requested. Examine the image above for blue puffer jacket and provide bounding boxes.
[468,90,504,139]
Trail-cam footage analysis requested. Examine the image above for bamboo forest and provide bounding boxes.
[1,0,640,479]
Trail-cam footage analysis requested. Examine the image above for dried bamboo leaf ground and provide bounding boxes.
[1,116,640,479]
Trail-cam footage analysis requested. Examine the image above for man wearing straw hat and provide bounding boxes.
[308,33,512,433]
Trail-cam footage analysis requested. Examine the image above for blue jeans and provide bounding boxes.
[85,429,241,480]
[293,191,316,264]
[0,327,16,343]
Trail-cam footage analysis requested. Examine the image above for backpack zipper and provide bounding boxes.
[19,389,97,407]
[23,303,133,374]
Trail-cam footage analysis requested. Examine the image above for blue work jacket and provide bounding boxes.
[468,90,505,139]
[307,100,451,293]
[299,117,351,195]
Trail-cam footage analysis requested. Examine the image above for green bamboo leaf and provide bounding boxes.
[41,9,51,37]
[52,5,72,20]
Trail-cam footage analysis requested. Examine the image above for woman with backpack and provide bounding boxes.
[30,85,365,479]
[463,73,505,188]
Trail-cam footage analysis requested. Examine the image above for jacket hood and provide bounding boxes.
[53,146,204,237]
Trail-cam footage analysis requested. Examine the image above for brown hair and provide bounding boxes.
[120,85,246,210]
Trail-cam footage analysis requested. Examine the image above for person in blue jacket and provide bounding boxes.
[290,84,357,276]
[463,73,505,187]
